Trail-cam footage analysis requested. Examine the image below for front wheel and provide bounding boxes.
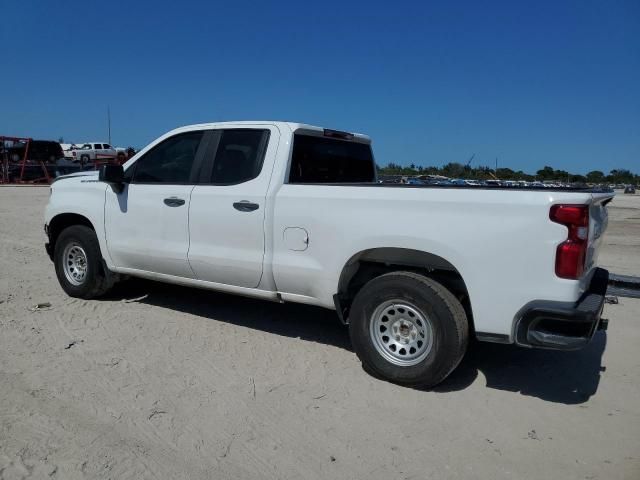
[349,271,468,388]
[54,225,115,299]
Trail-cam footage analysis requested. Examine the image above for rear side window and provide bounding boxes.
[132,131,203,184]
[94,144,102,149]
[209,129,269,185]
[289,134,375,183]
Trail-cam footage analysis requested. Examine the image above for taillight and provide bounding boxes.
[550,204,589,279]
[72,151,76,157]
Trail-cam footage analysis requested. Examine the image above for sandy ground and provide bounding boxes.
[1,186,639,480]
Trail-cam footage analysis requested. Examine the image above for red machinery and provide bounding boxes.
[0,136,51,184]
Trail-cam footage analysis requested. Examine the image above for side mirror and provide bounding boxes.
[99,164,124,183]
[99,164,125,192]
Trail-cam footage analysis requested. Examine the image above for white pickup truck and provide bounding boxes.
[70,142,119,164]
[44,121,614,387]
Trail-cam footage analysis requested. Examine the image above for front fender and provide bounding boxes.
[45,180,113,267]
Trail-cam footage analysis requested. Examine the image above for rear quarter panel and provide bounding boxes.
[272,185,596,338]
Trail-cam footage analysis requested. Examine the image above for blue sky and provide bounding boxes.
[1,0,638,174]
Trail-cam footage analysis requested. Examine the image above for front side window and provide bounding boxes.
[209,129,269,185]
[289,134,375,183]
[104,144,112,149]
[132,131,203,184]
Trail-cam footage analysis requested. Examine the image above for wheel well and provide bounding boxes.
[336,248,474,329]
[47,213,95,254]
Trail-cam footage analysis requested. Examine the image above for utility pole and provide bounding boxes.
[495,157,498,173]
[107,106,111,145]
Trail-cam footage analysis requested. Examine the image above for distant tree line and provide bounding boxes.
[377,162,639,184]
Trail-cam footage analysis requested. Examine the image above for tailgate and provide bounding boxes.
[585,192,615,279]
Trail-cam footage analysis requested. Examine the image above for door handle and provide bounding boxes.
[233,201,259,212]
[164,197,185,207]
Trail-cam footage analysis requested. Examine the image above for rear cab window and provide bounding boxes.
[288,133,376,184]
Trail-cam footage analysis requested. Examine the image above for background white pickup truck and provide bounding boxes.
[44,121,614,387]
[70,142,118,164]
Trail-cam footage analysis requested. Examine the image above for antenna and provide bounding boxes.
[107,106,111,145]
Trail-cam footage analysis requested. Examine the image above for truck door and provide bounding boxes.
[188,126,279,288]
[104,130,206,278]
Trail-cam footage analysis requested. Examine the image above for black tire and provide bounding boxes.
[349,271,468,388]
[80,154,90,165]
[54,225,115,299]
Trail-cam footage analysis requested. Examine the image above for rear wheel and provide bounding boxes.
[54,225,115,299]
[349,271,468,388]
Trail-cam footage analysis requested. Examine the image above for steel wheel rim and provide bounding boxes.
[370,300,434,366]
[62,242,88,286]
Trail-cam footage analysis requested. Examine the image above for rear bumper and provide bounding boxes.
[515,268,609,350]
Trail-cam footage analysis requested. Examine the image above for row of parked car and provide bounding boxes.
[386,175,636,191]
[386,176,570,188]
